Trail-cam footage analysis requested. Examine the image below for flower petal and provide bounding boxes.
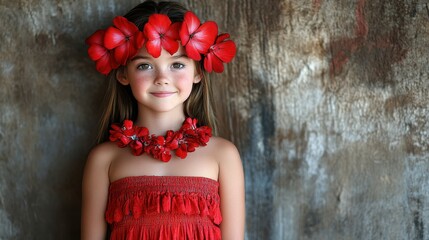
[109,53,120,70]
[212,40,236,63]
[147,14,171,36]
[144,23,161,41]
[162,37,179,55]
[114,42,130,65]
[134,31,145,50]
[204,52,224,73]
[104,26,126,50]
[146,39,162,58]
[88,44,108,61]
[182,11,201,37]
[211,56,225,73]
[95,53,113,75]
[86,29,105,46]
[215,33,230,43]
[176,147,187,159]
[124,120,133,129]
[185,42,202,60]
[165,22,181,40]
[191,21,218,52]
[112,16,139,37]
[203,52,213,72]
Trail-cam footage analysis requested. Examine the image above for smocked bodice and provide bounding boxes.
[105,175,222,239]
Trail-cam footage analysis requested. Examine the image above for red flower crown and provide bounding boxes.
[86,11,236,75]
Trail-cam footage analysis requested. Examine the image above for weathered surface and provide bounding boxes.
[0,1,143,239]
[1,0,428,239]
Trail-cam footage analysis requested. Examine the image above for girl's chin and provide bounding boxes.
[138,104,185,114]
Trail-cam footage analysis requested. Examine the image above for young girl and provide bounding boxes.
[81,1,245,239]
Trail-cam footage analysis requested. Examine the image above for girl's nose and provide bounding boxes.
[154,70,169,85]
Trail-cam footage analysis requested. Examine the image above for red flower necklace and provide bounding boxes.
[109,118,212,162]
[86,11,236,75]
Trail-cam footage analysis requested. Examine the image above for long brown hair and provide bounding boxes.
[96,1,218,143]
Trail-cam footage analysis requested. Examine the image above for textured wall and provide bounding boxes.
[0,0,144,238]
[1,0,428,239]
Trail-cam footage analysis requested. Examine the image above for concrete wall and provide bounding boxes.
[1,0,428,239]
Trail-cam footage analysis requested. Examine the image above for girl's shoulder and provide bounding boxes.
[86,141,121,169]
[208,137,244,202]
[208,136,238,150]
[89,141,121,156]
[207,136,241,164]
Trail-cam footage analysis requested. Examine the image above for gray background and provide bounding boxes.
[1,0,428,239]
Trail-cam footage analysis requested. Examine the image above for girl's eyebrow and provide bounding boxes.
[130,54,188,62]
[129,55,151,61]
[172,54,187,59]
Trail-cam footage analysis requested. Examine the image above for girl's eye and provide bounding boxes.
[137,64,152,70]
[172,63,185,69]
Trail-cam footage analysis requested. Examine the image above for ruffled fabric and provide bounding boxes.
[105,176,222,240]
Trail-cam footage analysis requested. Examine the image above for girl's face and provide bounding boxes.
[118,46,201,115]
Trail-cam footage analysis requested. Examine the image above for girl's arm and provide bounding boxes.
[218,140,245,240]
[81,144,112,240]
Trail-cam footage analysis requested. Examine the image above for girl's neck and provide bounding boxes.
[135,109,186,136]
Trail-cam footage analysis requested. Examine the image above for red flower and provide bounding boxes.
[130,140,143,155]
[109,121,151,153]
[179,11,218,61]
[174,118,211,158]
[130,126,149,155]
[175,144,188,159]
[181,118,197,131]
[176,130,195,159]
[122,120,135,135]
[109,120,135,147]
[144,14,181,58]
[86,29,119,75]
[135,126,150,138]
[165,130,179,150]
[196,126,212,145]
[104,16,145,65]
[149,136,172,162]
[204,33,236,73]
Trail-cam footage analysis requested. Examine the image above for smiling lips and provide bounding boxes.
[150,91,176,98]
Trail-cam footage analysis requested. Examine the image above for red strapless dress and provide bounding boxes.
[105,175,222,239]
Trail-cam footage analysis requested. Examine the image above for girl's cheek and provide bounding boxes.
[134,71,154,80]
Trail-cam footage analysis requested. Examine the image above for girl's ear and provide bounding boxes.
[116,68,130,85]
[193,73,202,84]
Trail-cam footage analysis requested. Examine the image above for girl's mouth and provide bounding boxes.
[150,91,176,98]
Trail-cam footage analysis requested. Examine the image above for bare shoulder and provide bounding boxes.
[87,141,118,160]
[84,141,119,175]
[208,137,243,179]
[208,136,241,164]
